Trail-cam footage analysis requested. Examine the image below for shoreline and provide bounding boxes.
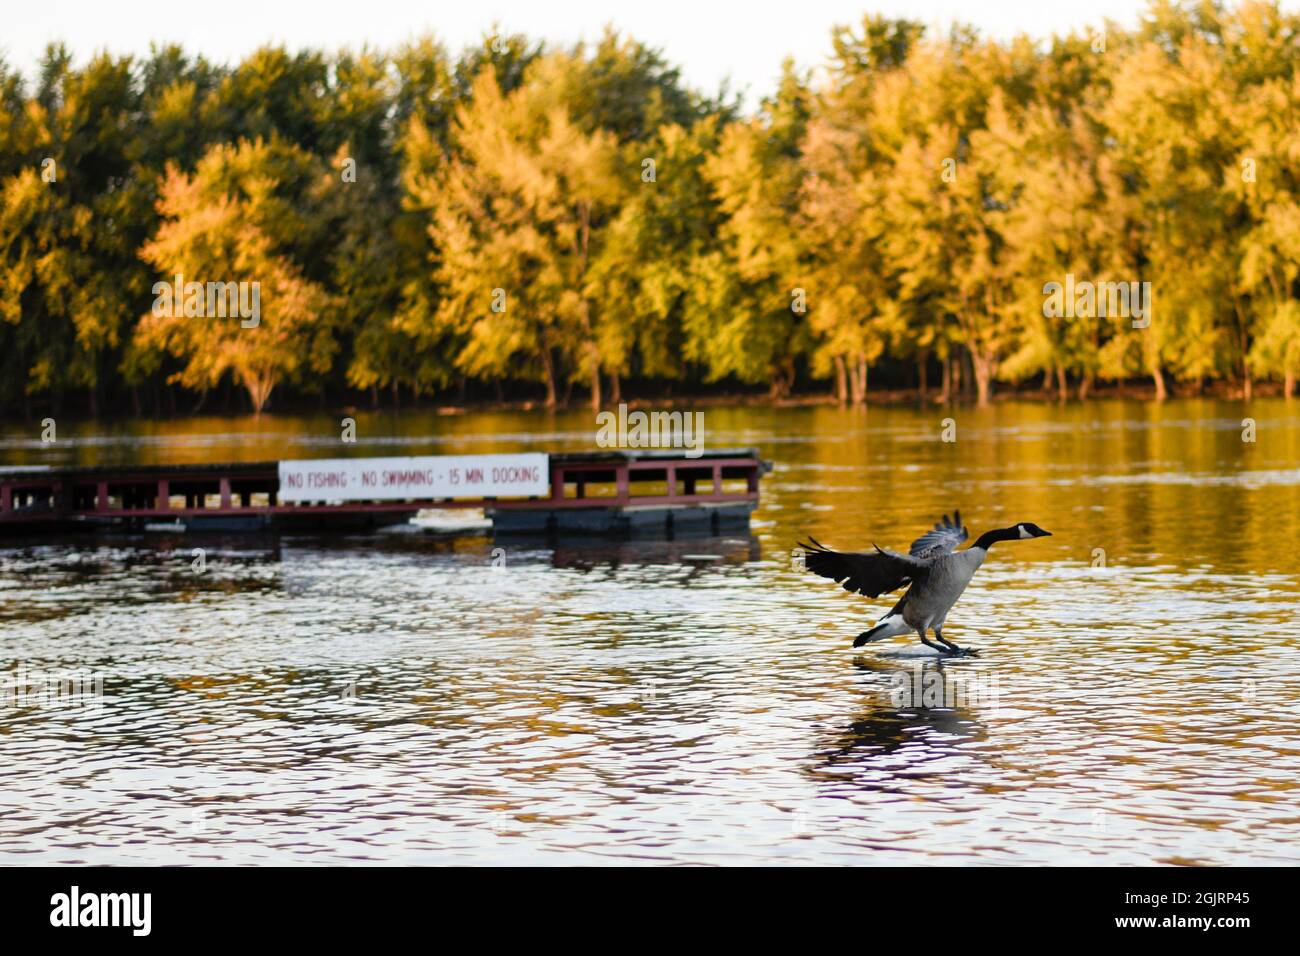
[2,380,1292,425]
[339,380,1290,417]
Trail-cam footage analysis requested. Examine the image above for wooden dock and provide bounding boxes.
[0,449,770,536]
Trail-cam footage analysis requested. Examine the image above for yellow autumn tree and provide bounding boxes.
[135,139,335,412]
[403,54,625,409]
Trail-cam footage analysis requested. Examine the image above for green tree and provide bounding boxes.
[686,61,810,398]
[405,55,625,408]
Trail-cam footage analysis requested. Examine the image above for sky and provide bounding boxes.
[8,1,1154,104]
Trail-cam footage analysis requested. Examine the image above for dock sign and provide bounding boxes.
[277,453,549,502]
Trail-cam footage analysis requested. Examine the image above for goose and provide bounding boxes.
[798,511,1051,656]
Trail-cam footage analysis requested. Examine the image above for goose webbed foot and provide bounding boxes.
[935,633,979,657]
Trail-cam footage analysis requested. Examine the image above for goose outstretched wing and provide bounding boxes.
[908,511,968,558]
[798,536,930,598]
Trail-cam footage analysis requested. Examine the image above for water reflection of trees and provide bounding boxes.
[497,532,762,572]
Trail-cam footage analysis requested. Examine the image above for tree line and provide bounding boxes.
[2,0,1299,415]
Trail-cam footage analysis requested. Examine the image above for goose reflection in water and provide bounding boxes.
[815,656,989,776]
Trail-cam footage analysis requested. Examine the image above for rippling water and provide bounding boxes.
[1,399,1298,864]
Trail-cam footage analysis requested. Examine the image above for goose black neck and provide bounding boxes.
[974,526,1020,550]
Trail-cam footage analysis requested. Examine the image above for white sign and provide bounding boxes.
[277,454,549,503]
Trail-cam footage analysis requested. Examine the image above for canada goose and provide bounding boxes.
[799,511,1051,656]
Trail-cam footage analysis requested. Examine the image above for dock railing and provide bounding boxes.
[0,449,769,531]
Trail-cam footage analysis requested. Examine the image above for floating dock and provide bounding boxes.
[0,449,770,536]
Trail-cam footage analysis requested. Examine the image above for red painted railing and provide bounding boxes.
[0,450,768,528]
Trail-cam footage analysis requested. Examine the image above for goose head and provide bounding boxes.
[1015,522,1052,539]
[974,522,1052,549]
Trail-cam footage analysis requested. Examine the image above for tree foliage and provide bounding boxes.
[3,3,1300,415]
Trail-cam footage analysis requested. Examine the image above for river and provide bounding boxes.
[1,399,1297,864]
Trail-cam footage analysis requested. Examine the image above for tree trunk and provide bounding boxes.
[850,356,868,405]
[1235,300,1251,401]
[243,375,273,415]
[1153,365,1168,401]
[1285,369,1295,398]
[833,355,848,405]
[971,351,994,406]
[939,355,952,404]
[768,356,795,400]
[1078,372,1094,401]
[589,362,602,411]
[609,372,621,406]
[541,349,558,409]
[1056,364,1068,401]
[917,350,928,399]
